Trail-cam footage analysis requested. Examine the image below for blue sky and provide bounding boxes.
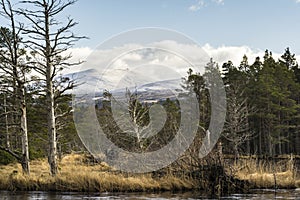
[67,0,300,55]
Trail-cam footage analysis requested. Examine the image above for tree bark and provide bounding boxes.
[20,87,30,175]
[4,95,10,150]
[45,2,58,176]
[46,80,58,176]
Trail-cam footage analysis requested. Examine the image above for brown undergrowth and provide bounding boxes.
[1,153,299,192]
[0,153,197,192]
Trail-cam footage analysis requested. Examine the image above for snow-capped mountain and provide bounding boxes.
[108,78,185,102]
[68,68,186,101]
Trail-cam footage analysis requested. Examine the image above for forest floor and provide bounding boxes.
[0,153,299,192]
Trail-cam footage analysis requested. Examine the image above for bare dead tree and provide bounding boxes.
[223,85,254,161]
[107,88,151,151]
[18,0,86,176]
[0,0,30,174]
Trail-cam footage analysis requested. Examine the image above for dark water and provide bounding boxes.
[0,189,300,200]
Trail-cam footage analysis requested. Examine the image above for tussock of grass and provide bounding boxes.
[229,156,299,189]
[0,154,197,192]
[247,171,295,188]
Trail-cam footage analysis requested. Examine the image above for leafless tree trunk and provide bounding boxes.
[20,86,30,174]
[3,95,10,149]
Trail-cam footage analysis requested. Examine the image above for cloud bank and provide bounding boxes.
[66,42,296,75]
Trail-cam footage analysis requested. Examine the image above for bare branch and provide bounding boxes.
[0,146,21,161]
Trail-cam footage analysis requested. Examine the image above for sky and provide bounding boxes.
[4,0,300,76]
[67,0,300,53]
[50,0,300,73]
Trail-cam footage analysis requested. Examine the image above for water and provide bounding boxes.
[0,189,300,200]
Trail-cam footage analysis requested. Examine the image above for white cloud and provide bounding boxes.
[202,44,289,67]
[189,0,224,12]
[296,0,300,3]
[212,0,224,5]
[189,0,206,11]
[202,44,261,66]
[62,47,93,73]
[66,43,295,82]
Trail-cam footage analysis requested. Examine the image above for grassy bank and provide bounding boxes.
[0,154,299,193]
[0,154,197,192]
[227,156,300,189]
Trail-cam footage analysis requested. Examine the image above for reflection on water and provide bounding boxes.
[0,189,300,200]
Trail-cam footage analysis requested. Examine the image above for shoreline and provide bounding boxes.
[0,154,298,193]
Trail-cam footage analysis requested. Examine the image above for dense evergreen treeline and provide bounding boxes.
[183,48,300,158]
[221,49,300,157]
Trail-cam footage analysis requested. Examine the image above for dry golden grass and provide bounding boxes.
[0,153,197,192]
[228,156,299,189]
[2,153,298,192]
